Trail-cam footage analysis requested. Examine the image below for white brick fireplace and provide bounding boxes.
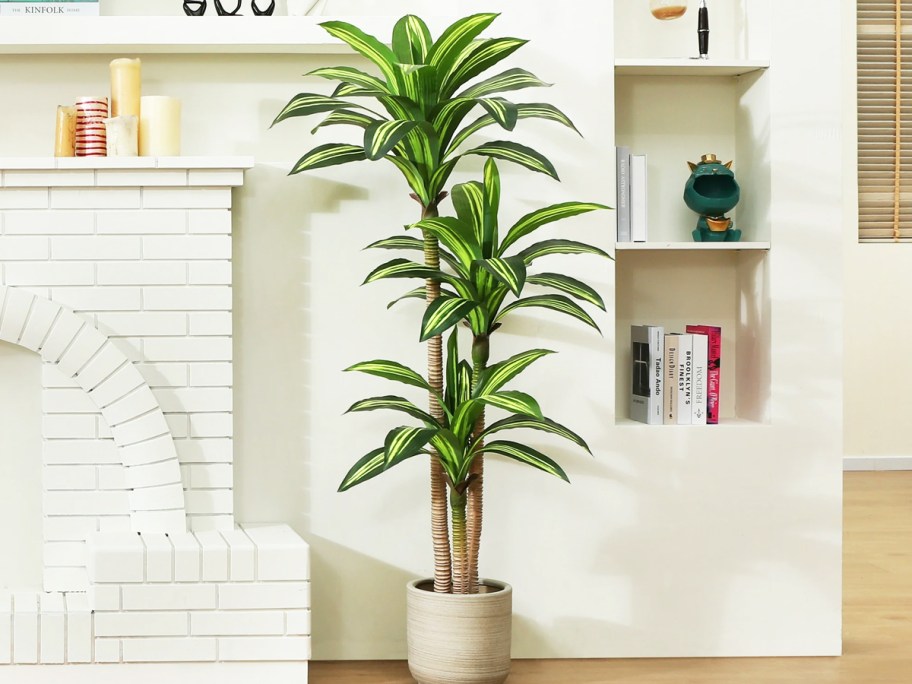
[0,158,310,677]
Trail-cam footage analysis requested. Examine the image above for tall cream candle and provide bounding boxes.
[110,58,142,118]
[104,115,139,157]
[54,105,76,157]
[139,96,181,157]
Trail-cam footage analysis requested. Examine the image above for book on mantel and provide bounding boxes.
[0,0,99,15]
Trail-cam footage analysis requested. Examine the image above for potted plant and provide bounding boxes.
[274,13,610,683]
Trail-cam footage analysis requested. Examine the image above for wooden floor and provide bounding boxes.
[310,471,912,683]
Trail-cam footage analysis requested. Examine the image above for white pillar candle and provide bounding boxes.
[110,58,142,118]
[139,96,181,157]
[104,115,139,157]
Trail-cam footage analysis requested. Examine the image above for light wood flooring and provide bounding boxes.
[310,471,912,683]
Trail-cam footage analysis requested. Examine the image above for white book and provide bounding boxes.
[615,146,631,243]
[690,333,708,425]
[0,3,99,15]
[629,153,648,242]
[675,333,693,425]
[630,324,664,425]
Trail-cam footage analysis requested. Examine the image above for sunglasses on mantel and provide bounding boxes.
[183,0,275,15]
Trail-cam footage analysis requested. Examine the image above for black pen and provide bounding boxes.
[698,0,709,59]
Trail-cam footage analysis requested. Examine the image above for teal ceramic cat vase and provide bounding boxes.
[684,153,741,242]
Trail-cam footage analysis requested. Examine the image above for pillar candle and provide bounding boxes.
[139,96,181,157]
[104,115,139,157]
[54,105,76,157]
[74,97,109,157]
[109,58,142,118]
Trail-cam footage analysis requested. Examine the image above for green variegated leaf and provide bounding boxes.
[332,82,388,98]
[457,360,473,406]
[475,440,569,481]
[420,296,478,342]
[384,426,436,467]
[290,144,367,174]
[463,141,558,180]
[450,102,579,151]
[306,66,389,93]
[479,415,591,453]
[365,235,462,273]
[517,239,612,265]
[320,21,400,87]
[392,14,433,64]
[430,430,464,479]
[345,359,432,392]
[387,287,425,310]
[396,64,438,112]
[444,329,460,416]
[479,391,543,418]
[428,158,459,199]
[432,98,478,152]
[311,110,380,134]
[458,68,551,99]
[364,120,420,160]
[496,294,601,333]
[384,155,430,206]
[476,257,526,297]
[346,395,437,425]
[475,349,554,396]
[500,202,610,254]
[363,258,438,285]
[272,93,359,127]
[441,38,528,98]
[427,13,499,73]
[479,97,518,131]
[526,273,606,310]
[450,398,484,442]
[482,158,500,256]
[451,180,485,249]
[409,216,481,271]
[338,447,385,492]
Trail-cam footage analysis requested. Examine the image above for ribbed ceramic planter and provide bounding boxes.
[406,578,512,684]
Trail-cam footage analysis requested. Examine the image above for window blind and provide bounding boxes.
[857,1,912,241]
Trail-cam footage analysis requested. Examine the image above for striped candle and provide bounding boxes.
[74,97,109,157]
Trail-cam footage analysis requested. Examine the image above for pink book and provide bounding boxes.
[686,325,721,424]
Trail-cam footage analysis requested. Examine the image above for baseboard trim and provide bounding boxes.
[0,663,307,683]
[844,455,912,471]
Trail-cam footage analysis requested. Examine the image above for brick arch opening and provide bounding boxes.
[0,285,186,534]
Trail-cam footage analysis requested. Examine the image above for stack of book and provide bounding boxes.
[616,146,648,243]
[630,324,721,425]
[0,0,99,15]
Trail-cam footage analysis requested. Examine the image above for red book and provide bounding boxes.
[686,325,721,424]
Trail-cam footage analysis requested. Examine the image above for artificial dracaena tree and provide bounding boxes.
[363,159,610,591]
[274,14,578,593]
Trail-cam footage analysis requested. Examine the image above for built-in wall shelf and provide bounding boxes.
[615,241,771,251]
[615,58,769,76]
[0,16,399,54]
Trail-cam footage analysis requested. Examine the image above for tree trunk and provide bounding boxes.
[466,334,490,594]
[450,491,469,594]
[422,203,452,594]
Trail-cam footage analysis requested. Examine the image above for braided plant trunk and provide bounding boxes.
[466,334,490,594]
[422,203,452,595]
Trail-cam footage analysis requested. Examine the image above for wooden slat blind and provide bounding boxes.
[858,0,912,241]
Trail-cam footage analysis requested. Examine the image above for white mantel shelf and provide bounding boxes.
[615,241,771,251]
[0,16,399,54]
[0,156,254,170]
[615,58,769,77]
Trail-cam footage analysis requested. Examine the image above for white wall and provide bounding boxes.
[0,0,847,660]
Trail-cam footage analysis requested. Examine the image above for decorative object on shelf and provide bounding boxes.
[251,0,274,15]
[109,58,141,119]
[53,104,76,157]
[104,115,139,156]
[274,13,610,684]
[685,153,741,242]
[74,96,108,157]
[182,0,206,15]
[214,0,242,15]
[0,0,99,16]
[139,95,181,156]
[697,0,709,58]
[650,0,688,20]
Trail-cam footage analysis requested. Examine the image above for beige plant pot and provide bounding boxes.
[406,578,513,684]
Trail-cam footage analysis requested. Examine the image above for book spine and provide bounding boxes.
[676,334,693,425]
[663,334,678,425]
[0,3,99,14]
[649,325,664,425]
[630,325,649,424]
[629,153,648,243]
[687,325,721,424]
[615,146,631,243]
[690,333,708,425]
